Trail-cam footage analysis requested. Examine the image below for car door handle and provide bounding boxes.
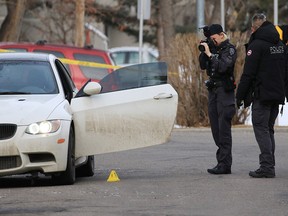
[153,93,173,100]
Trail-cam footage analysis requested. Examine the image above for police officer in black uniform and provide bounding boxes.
[199,24,237,174]
[236,14,288,178]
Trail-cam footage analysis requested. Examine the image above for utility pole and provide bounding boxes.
[137,0,151,63]
[274,0,278,25]
[138,0,144,63]
[220,0,225,31]
[196,0,205,30]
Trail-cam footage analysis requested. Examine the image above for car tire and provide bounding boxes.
[76,155,95,177]
[53,126,76,185]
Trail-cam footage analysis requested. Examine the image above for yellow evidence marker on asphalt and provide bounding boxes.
[107,170,120,182]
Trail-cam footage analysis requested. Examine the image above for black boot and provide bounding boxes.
[207,165,231,174]
[249,168,275,178]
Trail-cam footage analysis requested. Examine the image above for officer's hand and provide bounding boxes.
[200,42,211,57]
[236,99,243,109]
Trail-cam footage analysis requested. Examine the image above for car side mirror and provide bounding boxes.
[83,82,102,95]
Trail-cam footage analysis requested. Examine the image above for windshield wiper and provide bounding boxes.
[0,91,32,95]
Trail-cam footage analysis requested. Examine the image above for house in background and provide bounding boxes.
[0,0,195,51]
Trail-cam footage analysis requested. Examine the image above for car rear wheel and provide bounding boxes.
[76,155,95,177]
[53,127,76,185]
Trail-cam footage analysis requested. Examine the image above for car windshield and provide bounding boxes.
[0,60,58,94]
[99,62,167,93]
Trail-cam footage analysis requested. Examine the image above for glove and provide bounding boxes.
[236,99,243,109]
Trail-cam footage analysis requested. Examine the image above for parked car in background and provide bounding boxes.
[0,41,115,89]
[0,52,178,185]
[109,46,159,67]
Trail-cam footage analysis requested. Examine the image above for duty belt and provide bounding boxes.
[213,80,222,87]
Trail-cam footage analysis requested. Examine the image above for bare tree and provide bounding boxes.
[22,0,95,45]
[205,0,221,25]
[26,0,75,44]
[0,0,27,41]
[157,0,175,59]
[75,0,85,47]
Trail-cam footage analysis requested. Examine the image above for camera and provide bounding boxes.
[198,39,210,52]
[198,26,215,52]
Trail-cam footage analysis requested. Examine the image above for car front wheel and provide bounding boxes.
[53,126,76,185]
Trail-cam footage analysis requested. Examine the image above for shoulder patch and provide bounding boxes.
[247,50,252,56]
[229,47,235,56]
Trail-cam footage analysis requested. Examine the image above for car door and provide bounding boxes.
[71,62,178,157]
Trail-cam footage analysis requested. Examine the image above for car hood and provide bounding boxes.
[0,95,64,125]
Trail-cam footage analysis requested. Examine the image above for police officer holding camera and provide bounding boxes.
[199,24,237,175]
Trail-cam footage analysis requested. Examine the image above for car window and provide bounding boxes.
[128,51,139,64]
[99,62,167,93]
[2,48,28,52]
[0,60,58,94]
[33,49,65,58]
[73,53,109,80]
[111,51,139,64]
[148,53,158,62]
[110,52,126,65]
[110,49,159,66]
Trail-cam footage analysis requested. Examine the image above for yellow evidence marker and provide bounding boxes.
[107,170,120,182]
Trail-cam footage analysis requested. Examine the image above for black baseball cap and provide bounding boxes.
[209,24,225,35]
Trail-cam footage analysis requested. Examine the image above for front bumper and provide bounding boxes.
[0,121,70,176]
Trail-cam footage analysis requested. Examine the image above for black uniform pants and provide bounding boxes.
[252,99,279,172]
[208,87,236,168]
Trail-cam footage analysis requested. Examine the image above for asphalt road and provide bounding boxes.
[1,127,288,216]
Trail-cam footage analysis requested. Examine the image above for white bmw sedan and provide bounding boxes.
[0,53,178,185]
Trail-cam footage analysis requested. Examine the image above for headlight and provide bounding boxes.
[26,120,61,135]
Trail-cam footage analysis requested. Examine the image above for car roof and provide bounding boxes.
[109,46,159,57]
[0,42,109,53]
[0,52,53,61]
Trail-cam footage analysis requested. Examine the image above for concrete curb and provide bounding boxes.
[173,126,288,132]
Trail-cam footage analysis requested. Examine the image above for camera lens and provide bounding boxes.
[198,44,205,52]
